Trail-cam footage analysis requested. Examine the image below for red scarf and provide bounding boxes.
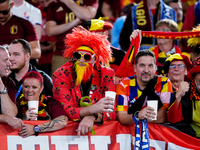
[136,0,152,31]
[115,31,200,77]
[115,35,140,77]
[142,31,200,39]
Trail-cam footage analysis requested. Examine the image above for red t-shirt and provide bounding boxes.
[104,0,121,18]
[38,6,55,65]
[0,15,37,45]
[46,0,99,56]
[182,4,195,31]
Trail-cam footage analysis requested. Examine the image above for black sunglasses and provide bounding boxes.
[0,7,11,15]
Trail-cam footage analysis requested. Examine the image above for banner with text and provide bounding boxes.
[0,121,199,150]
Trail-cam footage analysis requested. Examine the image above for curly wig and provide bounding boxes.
[63,26,111,66]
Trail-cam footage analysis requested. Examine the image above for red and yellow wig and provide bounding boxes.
[63,26,111,67]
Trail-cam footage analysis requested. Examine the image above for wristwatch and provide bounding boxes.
[34,125,40,136]
[0,87,7,94]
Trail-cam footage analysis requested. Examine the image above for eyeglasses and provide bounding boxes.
[155,28,170,32]
[0,7,11,15]
[169,64,186,69]
[73,52,95,61]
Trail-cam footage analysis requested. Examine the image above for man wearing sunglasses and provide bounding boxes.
[46,0,98,75]
[162,53,192,91]
[0,0,41,61]
[81,19,126,84]
[167,56,200,138]
[52,27,116,137]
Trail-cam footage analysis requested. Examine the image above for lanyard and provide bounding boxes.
[15,68,33,99]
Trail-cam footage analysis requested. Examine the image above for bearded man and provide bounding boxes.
[8,39,53,108]
[52,27,116,137]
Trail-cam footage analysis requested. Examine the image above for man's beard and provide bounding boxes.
[140,73,152,84]
[73,61,93,86]
[10,62,26,73]
[0,14,11,24]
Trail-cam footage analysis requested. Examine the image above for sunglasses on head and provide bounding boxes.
[0,7,10,15]
[73,52,95,61]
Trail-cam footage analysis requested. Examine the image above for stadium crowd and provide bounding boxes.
[0,0,200,142]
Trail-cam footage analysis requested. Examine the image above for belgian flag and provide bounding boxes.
[115,36,140,77]
[10,25,17,34]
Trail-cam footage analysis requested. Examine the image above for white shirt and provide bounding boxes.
[11,1,42,25]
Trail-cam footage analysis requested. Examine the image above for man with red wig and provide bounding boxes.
[52,27,116,137]
[81,19,126,74]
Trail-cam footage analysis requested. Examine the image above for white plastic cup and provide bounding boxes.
[105,91,116,112]
[28,101,39,121]
[147,100,158,120]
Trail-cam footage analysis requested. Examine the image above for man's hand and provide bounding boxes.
[176,81,189,101]
[130,29,142,43]
[6,116,24,129]
[77,116,95,137]
[74,17,83,25]
[18,124,34,138]
[138,106,156,121]
[89,97,114,114]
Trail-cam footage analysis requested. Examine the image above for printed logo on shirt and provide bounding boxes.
[65,12,75,23]
[76,0,83,6]
[10,25,18,34]
[56,6,63,12]
[24,12,30,20]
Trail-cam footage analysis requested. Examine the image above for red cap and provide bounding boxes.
[187,56,200,80]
